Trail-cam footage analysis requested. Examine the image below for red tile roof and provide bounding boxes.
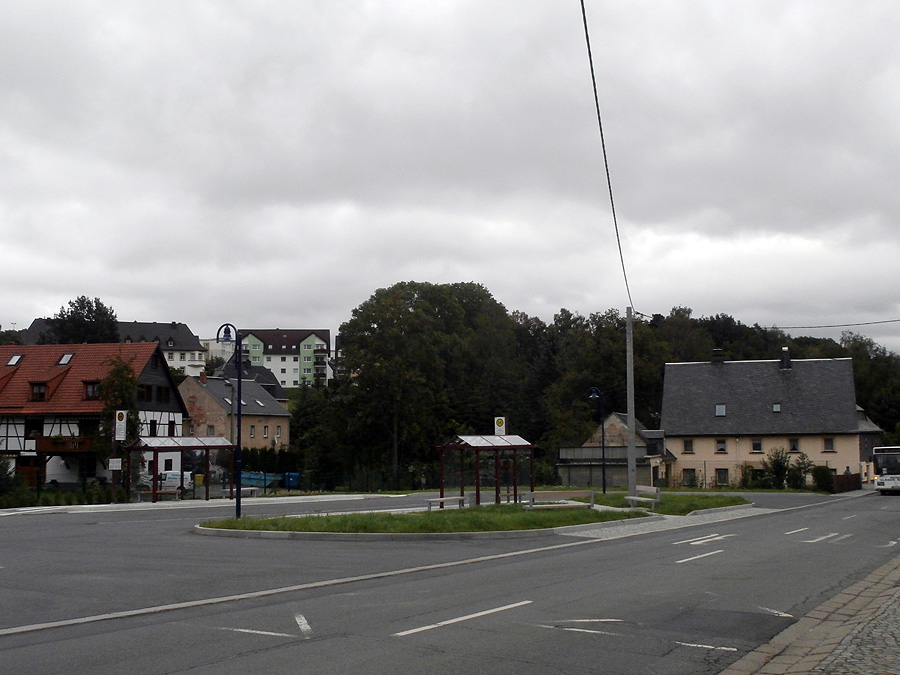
[0,343,160,415]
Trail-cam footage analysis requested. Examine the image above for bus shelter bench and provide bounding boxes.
[426,496,467,511]
[625,485,661,509]
[227,487,258,498]
[524,490,595,509]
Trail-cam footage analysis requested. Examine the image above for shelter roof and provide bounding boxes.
[129,436,233,450]
[440,434,533,448]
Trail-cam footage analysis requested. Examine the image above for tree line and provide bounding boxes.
[6,289,897,491]
[289,281,900,489]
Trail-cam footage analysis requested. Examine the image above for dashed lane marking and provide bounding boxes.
[675,550,723,564]
[393,600,532,637]
[676,641,738,652]
[802,533,840,543]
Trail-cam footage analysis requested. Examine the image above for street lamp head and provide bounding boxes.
[588,387,602,400]
[217,323,234,344]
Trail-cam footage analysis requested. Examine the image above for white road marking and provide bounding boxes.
[676,641,738,652]
[831,534,854,543]
[539,625,623,636]
[219,627,296,638]
[879,541,898,548]
[673,533,721,545]
[802,533,840,543]
[843,515,857,520]
[559,619,624,623]
[393,600,532,637]
[295,613,312,638]
[689,534,736,545]
[675,550,723,564]
[759,607,793,618]
[784,527,809,535]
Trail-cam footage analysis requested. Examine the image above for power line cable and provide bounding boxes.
[776,318,900,331]
[580,0,634,311]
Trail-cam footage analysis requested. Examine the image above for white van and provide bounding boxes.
[155,471,194,491]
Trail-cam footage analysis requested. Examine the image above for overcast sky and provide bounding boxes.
[3,1,899,352]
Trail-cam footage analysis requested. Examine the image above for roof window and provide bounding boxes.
[7,354,22,366]
[58,353,74,365]
[715,404,726,417]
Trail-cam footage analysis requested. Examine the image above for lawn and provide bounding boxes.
[202,493,750,533]
[589,491,750,516]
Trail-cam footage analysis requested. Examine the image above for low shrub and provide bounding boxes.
[811,465,834,493]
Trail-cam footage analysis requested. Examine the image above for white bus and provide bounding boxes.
[873,447,900,494]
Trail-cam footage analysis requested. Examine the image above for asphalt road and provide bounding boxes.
[1,491,898,674]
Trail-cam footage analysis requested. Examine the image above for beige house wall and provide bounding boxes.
[671,434,862,487]
[180,378,232,440]
[179,378,289,450]
[239,414,289,450]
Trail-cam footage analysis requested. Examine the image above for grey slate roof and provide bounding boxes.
[21,319,205,352]
[217,355,287,401]
[242,329,330,354]
[195,377,290,418]
[119,321,205,351]
[660,357,863,436]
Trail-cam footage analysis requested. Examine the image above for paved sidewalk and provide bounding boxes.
[720,551,900,674]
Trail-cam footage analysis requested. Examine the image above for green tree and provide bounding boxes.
[205,356,225,375]
[97,354,141,487]
[787,452,814,488]
[841,331,900,438]
[762,447,791,489]
[338,281,528,488]
[0,328,23,345]
[44,296,118,344]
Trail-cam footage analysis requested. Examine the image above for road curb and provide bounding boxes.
[193,513,666,541]
[719,550,900,674]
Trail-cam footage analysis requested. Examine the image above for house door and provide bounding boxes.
[17,455,42,486]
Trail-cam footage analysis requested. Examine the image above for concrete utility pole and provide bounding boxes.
[626,306,637,496]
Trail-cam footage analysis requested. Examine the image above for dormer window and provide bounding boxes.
[167,338,175,347]
[85,382,100,400]
[32,383,47,401]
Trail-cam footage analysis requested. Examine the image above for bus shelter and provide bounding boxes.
[436,435,536,506]
[126,436,232,502]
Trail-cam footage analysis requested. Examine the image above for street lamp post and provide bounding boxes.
[588,387,607,493]
[217,323,243,518]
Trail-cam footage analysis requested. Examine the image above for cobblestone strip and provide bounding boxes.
[719,553,900,675]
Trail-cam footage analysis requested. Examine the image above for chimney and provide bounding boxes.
[780,346,792,370]
[711,349,725,364]
[199,371,207,385]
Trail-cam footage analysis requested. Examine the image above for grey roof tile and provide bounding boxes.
[660,357,861,436]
